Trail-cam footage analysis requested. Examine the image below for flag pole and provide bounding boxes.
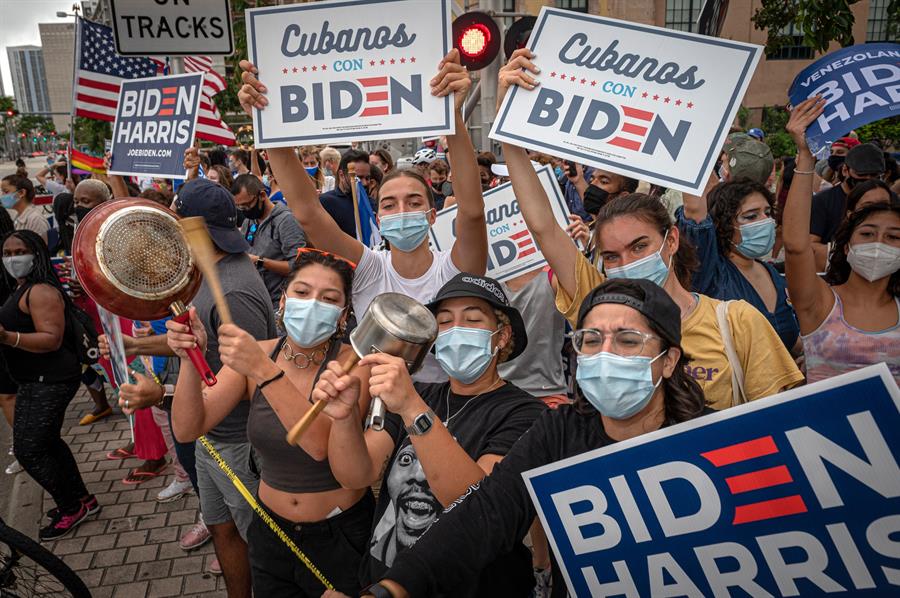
[67,11,81,181]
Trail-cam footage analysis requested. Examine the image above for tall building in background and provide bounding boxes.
[39,23,76,133]
[7,46,51,114]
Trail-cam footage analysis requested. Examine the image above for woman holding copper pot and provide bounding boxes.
[167,248,375,597]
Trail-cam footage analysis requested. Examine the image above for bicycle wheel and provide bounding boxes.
[0,521,90,598]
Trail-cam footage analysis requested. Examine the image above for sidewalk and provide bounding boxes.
[8,388,228,598]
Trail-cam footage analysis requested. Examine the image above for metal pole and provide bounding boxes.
[478,0,502,154]
[67,10,80,178]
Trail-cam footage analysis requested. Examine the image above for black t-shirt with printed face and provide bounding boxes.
[360,381,546,591]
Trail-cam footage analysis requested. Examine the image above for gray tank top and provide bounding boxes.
[246,338,341,493]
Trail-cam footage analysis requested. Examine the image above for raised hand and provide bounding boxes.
[165,307,207,359]
[238,60,268,116]
[497,48,540,112]
[217,323,270,381]
[312,360,362,421]
[430,49,472,113]
[785,95,826,152]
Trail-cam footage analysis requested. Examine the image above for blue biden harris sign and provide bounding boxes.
[523,364,900,597]
[789,43,900,155]
[109,72,203,179]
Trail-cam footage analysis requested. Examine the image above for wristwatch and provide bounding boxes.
[256,256,266,271]
[361,583,392,598]
[404,409,436,436]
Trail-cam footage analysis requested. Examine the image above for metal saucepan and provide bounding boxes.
[350,293,438,430]
[286,293,437,444]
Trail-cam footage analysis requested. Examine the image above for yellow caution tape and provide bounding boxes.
[197,435,333,590]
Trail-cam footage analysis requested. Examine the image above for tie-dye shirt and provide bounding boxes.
[802,289,900,383]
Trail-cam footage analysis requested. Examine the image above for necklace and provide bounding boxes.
[281,340,327,369]
[444,378,504,426]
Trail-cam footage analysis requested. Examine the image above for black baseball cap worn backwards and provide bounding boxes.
[426,273,528,361]
[174,178,249,254]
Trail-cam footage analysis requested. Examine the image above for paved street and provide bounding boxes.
[1,388,227,597]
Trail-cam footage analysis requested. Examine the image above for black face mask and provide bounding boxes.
[827,155,845,173]
[240,195,265,221]
[74,206,92,223]
[583,185,611,215]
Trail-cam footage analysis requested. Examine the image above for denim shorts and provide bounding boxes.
[195,439,260,538]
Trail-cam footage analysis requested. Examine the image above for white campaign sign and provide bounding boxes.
[490,7,762,194]
[110,0,233,56]
[430,165,574,282]
[247,0,454,148]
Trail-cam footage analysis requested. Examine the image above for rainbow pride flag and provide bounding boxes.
[70,147,106,175]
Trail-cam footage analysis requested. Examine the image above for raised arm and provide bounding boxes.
[681,171,719,223]
[103,154,129,199]
[782,96,833,333]
[238,62,364,263]
[167,309,246,442]
[314,360,396,489]
[183,146,200,182]
[434,50,488,275]
[498,49,582,297]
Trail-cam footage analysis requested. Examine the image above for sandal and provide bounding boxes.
[121,464,167,485]
[106,446,136,460]
[79,407,112,426]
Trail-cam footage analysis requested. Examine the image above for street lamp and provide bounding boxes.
[58,3,80,177]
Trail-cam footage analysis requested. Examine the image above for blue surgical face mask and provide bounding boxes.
[605,231,672,287]
[434,326,499,384]
[305,166,319,177]
[261,174,270,187]
[1,193,18,209]
[576,351,665,419]
[282,298,342,348]
[554,166,564,179]
[734,217,776,259]
[379,210,431,252]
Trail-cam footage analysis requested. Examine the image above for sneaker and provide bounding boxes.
[533,566,552,598]
[39,504,90,542]
[179,520,211,551]
[207,557,222,576]
[5,459,23,475]
[46,494,101,520]
[157,478,193,503]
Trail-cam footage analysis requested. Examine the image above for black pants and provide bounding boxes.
[248,492,375,597]
[13,380,87,512]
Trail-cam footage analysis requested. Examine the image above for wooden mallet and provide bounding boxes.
[178,216,232,325]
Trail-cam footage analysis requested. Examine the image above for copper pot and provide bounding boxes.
[72,198,202,320]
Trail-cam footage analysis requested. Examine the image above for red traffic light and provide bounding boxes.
[4,110,13,117]
[453,12,501,71]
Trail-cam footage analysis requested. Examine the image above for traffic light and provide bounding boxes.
[3,109,16,118]
[452,12,501,71]
[504,16,536,60]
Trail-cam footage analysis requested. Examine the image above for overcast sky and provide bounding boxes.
[1,0,74,98]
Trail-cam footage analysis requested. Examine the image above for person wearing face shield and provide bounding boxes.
[326,279,710,598]
[494,49,803,411]
[313,273,545,596]
[810,141,886,271]
[783,97,900,383]
[238,49,488,383]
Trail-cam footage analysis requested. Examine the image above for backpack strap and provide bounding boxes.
[715,300,748,406]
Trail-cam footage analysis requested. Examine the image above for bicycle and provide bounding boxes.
[0,516,90,597]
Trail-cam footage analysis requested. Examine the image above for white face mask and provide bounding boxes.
[847,242,900,282]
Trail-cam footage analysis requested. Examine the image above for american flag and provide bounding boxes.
[74,19,235,146]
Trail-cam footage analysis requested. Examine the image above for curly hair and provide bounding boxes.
[594,193,699,289]
[706,179,775,257]
[572,279,706,423]
[824,203,900,297]
[492,309,514,363]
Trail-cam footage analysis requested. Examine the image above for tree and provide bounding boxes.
[752,0,860,56]
[16,115,55,135]
[761,105,796,159]
[856,116,900,151]
[73,117,111,154]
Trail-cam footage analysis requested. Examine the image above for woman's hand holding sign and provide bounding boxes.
[430,49,471,113]
[497,48,541,112]
[238,60,267,115]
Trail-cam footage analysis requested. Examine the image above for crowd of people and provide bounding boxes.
[0,43,897,598]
